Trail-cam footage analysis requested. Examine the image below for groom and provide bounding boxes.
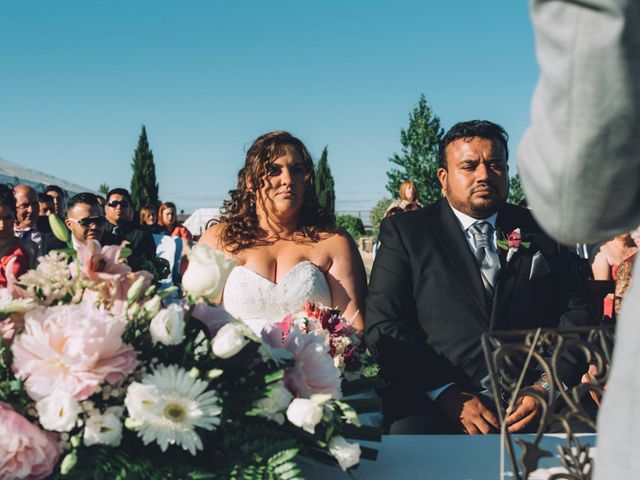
[365,120,595,434]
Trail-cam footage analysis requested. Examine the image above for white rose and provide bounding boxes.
[36,390,81,432]
[83,407,123,447]
[328,435,361,471]
[181,244,235,302]
[254,381,293,425]
[149,304,185,345]
[212,323,249,359]
[286,398,323,434]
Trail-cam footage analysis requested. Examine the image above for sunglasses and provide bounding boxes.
[106,200,130,208]
[68,216,107,228]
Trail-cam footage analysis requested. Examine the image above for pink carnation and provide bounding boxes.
[12,303,138,401]
[0,402,61,480]
[263,325,342,399]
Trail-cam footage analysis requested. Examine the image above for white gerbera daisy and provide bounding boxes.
[124,364,222,455]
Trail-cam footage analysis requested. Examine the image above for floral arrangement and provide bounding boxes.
[0,216,379,479]
[276,302,372,380]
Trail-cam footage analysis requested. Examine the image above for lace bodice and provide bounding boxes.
[223,261,332,335]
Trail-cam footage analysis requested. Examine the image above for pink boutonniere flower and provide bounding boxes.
[497,228,531,262]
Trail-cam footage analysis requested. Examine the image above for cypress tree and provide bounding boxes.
[130,125,159,210]
[386,94,444,205]
[315,146,335,214]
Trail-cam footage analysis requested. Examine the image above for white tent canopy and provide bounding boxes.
[183,208,220,237]
[0,156,94,195]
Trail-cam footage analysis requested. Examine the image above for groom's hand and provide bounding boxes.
[505,384,545,432]
[436,385,499,434]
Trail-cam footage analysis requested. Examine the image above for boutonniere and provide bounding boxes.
[497,228,531,262]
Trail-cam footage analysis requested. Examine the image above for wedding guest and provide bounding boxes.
[36,193,54,234]
[41,193,119,255]
[518,3,640,475]
[38,193,54,217]
[158,202,193,243]
[0,185,29,286]
[104,188,156,271]
[403,202,420,212]
[13,185,42,250]
[591,233,638,319]
[366,120,595,435]
[139,205,165,234]
[386,179,423,213]
[199,130,367,333]
[44,185,66,217]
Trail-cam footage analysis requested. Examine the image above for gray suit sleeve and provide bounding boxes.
[518,0,640,244]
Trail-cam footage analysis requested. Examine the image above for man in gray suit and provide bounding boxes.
[518,1,640,477]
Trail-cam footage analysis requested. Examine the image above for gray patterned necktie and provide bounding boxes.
[468,221,500,296]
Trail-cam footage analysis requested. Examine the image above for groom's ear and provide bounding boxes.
[437,167,448,193]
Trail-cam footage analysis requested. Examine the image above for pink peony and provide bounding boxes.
[0,402,61,480]
[12,302,138,401]
[263,325,342,399]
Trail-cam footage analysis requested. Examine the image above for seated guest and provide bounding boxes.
[40,193,118,255]
[13,185,43,250]
[0,185,29,285]
[366,120,596,435]
[158,202,192,243]
[139,205,165,234]
[38,193,54,217]
[104,188,156,271]
[44,185,67,217]
[591,232,638,319]
[386,179,423,213]
[36,193,54,235]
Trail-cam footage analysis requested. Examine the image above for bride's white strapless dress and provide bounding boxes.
[223,260,332,335]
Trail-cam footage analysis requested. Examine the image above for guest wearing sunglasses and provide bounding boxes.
[103,188,156,271]
[40,193,119,255]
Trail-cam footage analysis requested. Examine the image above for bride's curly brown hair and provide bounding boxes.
[217,131,335,253]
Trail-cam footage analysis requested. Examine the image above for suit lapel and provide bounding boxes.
[432,202,490,322]
[490,209,534,329]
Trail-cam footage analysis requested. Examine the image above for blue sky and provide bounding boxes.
[0,1,537,214]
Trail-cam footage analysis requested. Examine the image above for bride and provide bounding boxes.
[199,131,367,335]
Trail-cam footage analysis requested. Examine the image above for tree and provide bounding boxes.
[314,146,335,214]
[336,214,365,241]
[370,197,392,240]
[130,125,159,211]
[98,183,110,196]
[386,94,444,205]
[508,172,525,205]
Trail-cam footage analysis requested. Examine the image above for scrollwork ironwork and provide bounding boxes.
[482,326,614,480]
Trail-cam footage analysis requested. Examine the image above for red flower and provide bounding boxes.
[507,229,522,249]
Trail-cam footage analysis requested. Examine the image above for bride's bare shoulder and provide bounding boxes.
[318,228,358,253]
[198,223,227,251]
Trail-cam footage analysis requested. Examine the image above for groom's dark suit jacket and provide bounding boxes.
[365,200,595,419]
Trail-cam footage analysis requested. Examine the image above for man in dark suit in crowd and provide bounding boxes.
[365,120,595,435]
[104,188,156,271]
[41,192,118,255]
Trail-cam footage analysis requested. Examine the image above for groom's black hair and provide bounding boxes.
[438,120,509,169]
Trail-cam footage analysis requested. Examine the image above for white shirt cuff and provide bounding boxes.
[426,382,455,402]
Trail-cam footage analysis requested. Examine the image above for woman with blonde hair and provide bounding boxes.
[158,202,193,243]
[199,130,366,334]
